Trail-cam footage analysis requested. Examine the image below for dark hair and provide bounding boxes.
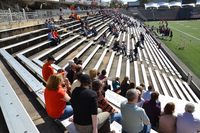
[150,91,159,101]
[77,60,83,65]
[92,79,102,92]
[121,76,129,86]
[129,82,135,89]
[76,72,83,81]
[140,83,145,88]
[73,57,79,64]
[101,69,106,76]
[80,74,91,86]
[148,85,153,91]
[164,102,175,115]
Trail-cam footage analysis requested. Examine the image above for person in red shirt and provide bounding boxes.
[42,56,55,82]
[44,73,73,120]
[52,29,61,44]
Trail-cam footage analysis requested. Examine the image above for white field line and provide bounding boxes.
[171,26,200,41]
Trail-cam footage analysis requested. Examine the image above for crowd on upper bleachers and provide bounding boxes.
[41,10,200,133]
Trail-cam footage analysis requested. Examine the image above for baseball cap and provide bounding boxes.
[79,74,91,84]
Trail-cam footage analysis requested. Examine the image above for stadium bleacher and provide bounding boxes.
[0,9,200,133]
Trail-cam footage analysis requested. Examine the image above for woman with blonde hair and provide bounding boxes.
[89,68,98,81]
[44,74,73,120]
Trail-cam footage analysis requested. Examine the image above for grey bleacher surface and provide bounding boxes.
[0,69,39,133]
[0,12,200,133]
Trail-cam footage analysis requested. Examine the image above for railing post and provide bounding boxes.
[8,8,13,22]
[22,8,27,21]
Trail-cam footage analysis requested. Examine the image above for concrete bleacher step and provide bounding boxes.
[105,51,116,77]
[62,41,94,69]
[162,73,178,98]
[145,33,182,78]
[145,35,169,73]
[33,59,61,71]
[0,28,48,47]
[155,70,169,96]
[0,23,44,39]
[34,35,80,60]
[141,64,149,88]
[16,54,44,82]
[134,61,140,87]
[17,16,103,57]
[169,76,186,100]
[0,49,44,92]
[55,37,87,63]
[93,48,108,70]
[148,67,159,92]
[0,69,39,133]
[82,45,101,69]
[126,59,130,78]
[116,55,123,78]
[176,79,195,102]
[144,41,156,66]
[19,31,73,57]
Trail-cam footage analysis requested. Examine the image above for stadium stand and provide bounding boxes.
[0,8,200,133]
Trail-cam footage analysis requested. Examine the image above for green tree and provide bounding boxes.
[110,0,123,8]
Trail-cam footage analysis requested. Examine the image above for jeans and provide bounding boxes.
[110,112,122,124]
[58,105,73,120]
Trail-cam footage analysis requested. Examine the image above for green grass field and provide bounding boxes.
[146,20,200,78]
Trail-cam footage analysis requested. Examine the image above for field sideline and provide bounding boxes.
[146,20,200,79]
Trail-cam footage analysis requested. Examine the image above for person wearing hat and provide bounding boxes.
[42,56,56,82]
[71,74,110,133]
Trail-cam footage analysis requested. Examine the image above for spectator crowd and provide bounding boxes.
[41,9,200,133]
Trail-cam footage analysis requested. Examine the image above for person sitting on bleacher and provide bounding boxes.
[44,74,73,120]
[69,12,76,20]
[57,69,72,97]
[112,77,121,93]
[176,103,200,133]
[89,69,98,81]
[67,63,77,84]
[142,85,153,101]
[122,43,127,56]
[90,26,98,37]
[112,27,119,38]
[140,32,145,46]
[47,18,55,30]
[99,33,107,47]
[92,79,122,124]
[71,74,111,133]
[142,91,161,130]
[52,29,61,44]
[129,49,134,62]
[112,41,121,53]
[48,30,59,46]
[121,89,151,133]
[159,102,176,133]
[120,76,130,97]
[136,86,145,107]
[98,69,110,94]
[80,25,89,37]
[42,56,56,82]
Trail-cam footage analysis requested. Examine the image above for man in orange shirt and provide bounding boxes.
[42,56,55,82]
